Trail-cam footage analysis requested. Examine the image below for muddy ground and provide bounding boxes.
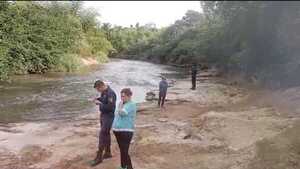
[1,71,300,169]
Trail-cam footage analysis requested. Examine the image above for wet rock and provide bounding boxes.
[247,116,254,120]
[0,124,21,133]
[169,121,187,127]
[229,81,238,86]
[177,130,192,140]
[145,91,156,101]
[0,150,25,169]
[207,141,226,152]
[228,146,239,153]
[194,134,204,141]
[0,128,21,133]
[73,131,88,137]
[198,70,221,78]
[157,118,168,123]
[138,136,156,145]
[20,145,52,165]
[183,134,192,140]
[229,93,237,97]
[136,124,155,128]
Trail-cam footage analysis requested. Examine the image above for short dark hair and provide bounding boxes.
[121,88,133,97]
[94,80,105,88]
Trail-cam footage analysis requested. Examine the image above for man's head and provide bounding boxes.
[160,75,166,80]
[94,80,107,93]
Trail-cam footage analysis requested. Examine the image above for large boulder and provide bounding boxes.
[145,91,156,101]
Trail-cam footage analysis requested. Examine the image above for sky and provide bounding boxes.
[83,1,202,28]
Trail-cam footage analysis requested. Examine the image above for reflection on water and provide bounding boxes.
[0,59,183,123]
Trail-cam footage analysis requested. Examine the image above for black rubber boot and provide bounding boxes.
[103,145,112,159]
[90,148,104,167]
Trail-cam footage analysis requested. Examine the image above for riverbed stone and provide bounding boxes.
[157,118,168,123]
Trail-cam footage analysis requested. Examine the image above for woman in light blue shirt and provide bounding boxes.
[112,88,137,169]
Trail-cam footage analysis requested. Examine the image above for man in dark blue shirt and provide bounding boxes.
[191,63,198,90]
[90,80,117,167]
[158,76,168,109]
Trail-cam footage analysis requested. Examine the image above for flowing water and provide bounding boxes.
[0,59,184,123]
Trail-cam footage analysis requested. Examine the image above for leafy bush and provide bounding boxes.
[0,1,114,80]
[56,53,81,72]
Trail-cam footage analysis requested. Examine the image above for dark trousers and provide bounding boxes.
[114,131,134,169]
[192,74,196,89]
[99,116,114,149]
[158,91,166,107]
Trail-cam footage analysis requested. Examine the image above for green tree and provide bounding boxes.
[0,1,114,80]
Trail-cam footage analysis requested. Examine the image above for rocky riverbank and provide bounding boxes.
[1,69,300,169]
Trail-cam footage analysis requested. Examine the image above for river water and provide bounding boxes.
[0,59,183,123]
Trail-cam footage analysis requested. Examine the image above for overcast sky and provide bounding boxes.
[83,1,202,28]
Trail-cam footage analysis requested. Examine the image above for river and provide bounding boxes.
[0,59,183,123]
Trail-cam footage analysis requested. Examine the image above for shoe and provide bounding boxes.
[90,149,103,167]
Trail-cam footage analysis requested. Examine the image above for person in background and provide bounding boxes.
[158,76,168,109]
[90,80,117,167]
[112,88,137,169]
[191,63,198,90]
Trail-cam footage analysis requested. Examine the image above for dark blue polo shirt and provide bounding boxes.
[97,86,117,118]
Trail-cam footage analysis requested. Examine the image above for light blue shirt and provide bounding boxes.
[112,101,137,132]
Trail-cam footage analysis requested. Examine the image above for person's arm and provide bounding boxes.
[92,97,102,105]
[164,81,169,88]
[117,102,123,110]
[159,81,163,91]
[118,103,130,116]
[100,92,116,113]
[118,102,136,117]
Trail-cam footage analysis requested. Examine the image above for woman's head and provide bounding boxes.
[121,88,132,103]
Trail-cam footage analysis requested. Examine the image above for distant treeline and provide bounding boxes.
[115,1,300,87]
[2,1,300,87]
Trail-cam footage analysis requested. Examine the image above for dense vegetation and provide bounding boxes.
[2,1,300,87]
[0,1,112,80]
[101,22,159,57]
[117,2,300,87]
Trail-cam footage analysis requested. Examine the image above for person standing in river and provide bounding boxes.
[90,80,117,167]
[191,63,198,90]
[112,88,137,169]
[158,76,168,109]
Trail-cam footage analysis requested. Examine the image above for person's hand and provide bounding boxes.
[117,102,124,114]
[94,99,102,105]
[88,97,96,102]
[119,102,124,108]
